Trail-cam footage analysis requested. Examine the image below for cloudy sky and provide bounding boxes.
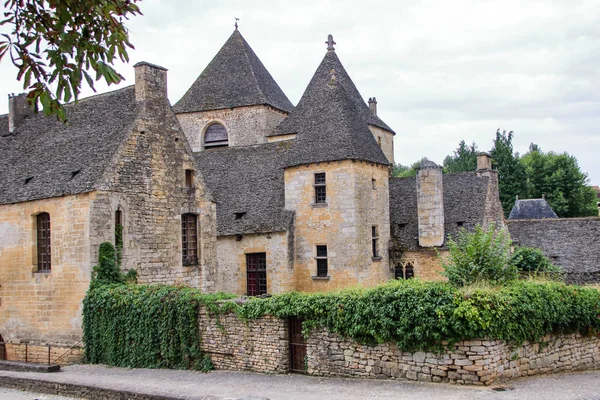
[1,0,598,185]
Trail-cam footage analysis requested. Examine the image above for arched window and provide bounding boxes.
[37,212,51,272]
[394,262,414,280]
[181,213,199,265]
[204,123,228,148]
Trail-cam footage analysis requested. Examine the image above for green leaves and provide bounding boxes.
[0,0,142,121]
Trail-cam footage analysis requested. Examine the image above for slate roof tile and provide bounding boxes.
[508,198,558,220]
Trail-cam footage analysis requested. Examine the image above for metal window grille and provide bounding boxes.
[314,173,326,203]
[37,213,51,272]
[246,253,267,296]
[181,214,198,265]
[316,245,328,277]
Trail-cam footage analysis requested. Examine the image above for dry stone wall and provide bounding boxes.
[200,310,600,385]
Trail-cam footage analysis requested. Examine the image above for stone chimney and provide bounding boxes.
[368,97,377,116]
[6,93,33,135]
[416,160,444,247]
[134,61,168,102]
[477,152,493,172]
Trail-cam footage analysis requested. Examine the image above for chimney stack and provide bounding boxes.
[6,93,32,135]
[476,152,493,172]
[368,97,377,116]
[416,160,444,247]
[134,61,168,102]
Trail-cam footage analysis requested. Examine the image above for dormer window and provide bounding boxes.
[204,123,228,148]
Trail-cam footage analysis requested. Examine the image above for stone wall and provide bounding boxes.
[177,105,288,151]
[5,343,83,365]
[199,309,600,385]
[507,218,600,284]
[215,232,294,295]
[0,193,93,348]
[399,250,447,281]
[368,125,394,164]
[198,305,288,373]
[284,160,391,292]
[92,97,218,291]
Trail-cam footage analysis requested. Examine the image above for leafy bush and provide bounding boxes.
[238,280,600,352]
[441,225,518,287]
[83,284,234,370]
[91,242,137,288]
[511,246,560,273]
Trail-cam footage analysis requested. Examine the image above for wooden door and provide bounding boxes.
[289,318,306,373]
[0,335,6,360]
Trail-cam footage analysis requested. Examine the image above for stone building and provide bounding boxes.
[0,29,505,358]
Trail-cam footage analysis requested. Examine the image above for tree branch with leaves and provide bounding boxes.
[0,0,142,121]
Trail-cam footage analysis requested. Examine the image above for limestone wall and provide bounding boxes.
[399,250,447,281]
[92,98,218,291]
[198,306,288,373]
[284,160,391,292]
[215,232,294,295]
[368,125,394,164]
[0,193,93,348]
[177,105,288,151]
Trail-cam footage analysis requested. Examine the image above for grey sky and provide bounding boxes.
[1,0,598,184]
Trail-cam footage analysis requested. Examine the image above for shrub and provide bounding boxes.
[441,224,518,287]
[511,246,559,273]
[91,242,124,288]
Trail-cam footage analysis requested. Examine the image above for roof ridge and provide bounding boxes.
[239,33,268,106]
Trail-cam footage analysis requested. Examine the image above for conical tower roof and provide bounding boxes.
[275,40,394,135]
[174,30,294,114]
[283,62,389,167]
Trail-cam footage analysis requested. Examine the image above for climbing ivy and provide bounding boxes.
[83,284,234,370]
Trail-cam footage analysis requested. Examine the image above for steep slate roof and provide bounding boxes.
[508,218,600,284]
[508,199,558,220]
[0,87,140,205]
[174,30,294,114]
[273,48,394,136]
[194,142,295,236]
[390,173,490,251]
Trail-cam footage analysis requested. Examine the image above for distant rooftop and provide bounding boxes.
[508,198,558,220]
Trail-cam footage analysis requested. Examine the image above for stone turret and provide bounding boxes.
[417,160,444,247]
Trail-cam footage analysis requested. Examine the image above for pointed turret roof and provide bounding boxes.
[274,42,394,136]
[174,30,294,114]
[281,65,389,167]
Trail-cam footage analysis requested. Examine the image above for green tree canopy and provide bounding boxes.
[490,129,528,217]
[443,140,478,173]
[521,144,597,217]
[0,0,142,120]
[392,157,431,178]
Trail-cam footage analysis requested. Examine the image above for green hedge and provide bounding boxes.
[83,280,600,368]
[238,280,600,352]
[82,284,234,370]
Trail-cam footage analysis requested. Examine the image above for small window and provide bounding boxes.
[372,226,379,258]
[372,178,377,190]
[456,221,465,227]
[181,213,199,266]
[115,210,123,264]
[314,173,326,204]
[316,245,328,277]
[395,262,415,280]
[185,169,194,188]
[246,253,267,296]
[204,123,228,148]
[377,136,382,147]
[36,213,51,272]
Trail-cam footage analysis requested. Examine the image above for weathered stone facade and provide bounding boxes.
[368,125,395,164]
[0,193,93,348]
[284,160,391,292]
[178,105,288,151]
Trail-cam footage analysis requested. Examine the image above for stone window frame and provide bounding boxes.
[185,169,195,188]
[372,225,381,260]
[181,213,199,266]
[36,212,51,272]
[203,122,229,149]
[314,245,329,279]
[394,259,416,280]
[313,172,327,205]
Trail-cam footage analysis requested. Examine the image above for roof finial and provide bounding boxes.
[235,17,239,30]
[326,34,336,51]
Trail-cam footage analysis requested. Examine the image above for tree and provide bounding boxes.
[443,140,478,173]
[521,144,597,217]
[391,157,431,178]
[490,129,528,217]
[0,0,142,120]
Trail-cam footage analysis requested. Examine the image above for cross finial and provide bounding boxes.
[235,17,239,30]
[326,34,336,51]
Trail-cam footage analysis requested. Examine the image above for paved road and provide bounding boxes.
[1,365,600,399]
[0,387,79,400]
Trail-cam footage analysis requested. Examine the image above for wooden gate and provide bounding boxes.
[289,318,306,373]
[0,335,6,360]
